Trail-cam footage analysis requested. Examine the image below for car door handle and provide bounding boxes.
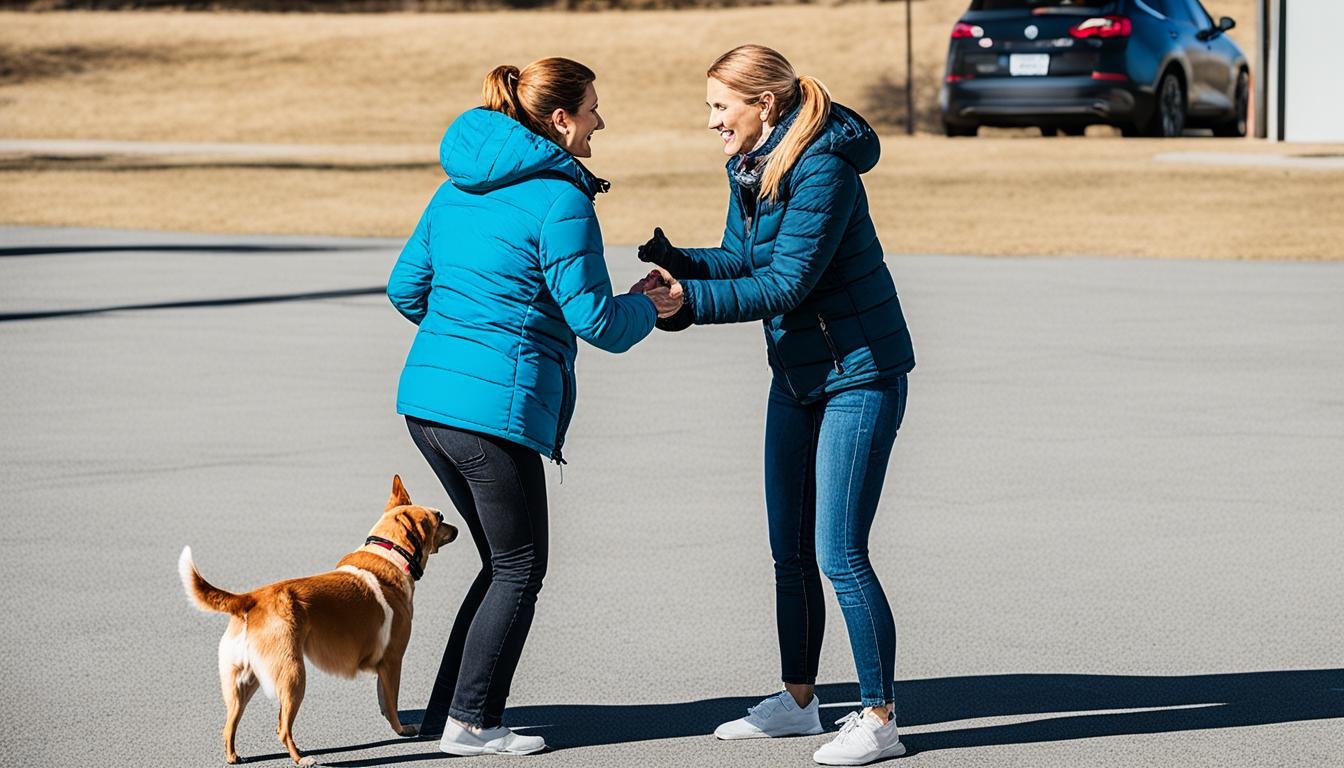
[1169,30,1179,38]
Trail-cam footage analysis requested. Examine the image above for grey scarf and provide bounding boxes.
[730,103,801,197]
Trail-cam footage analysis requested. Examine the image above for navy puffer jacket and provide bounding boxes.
[674,104,915,402]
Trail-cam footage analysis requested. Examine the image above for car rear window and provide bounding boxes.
[971,0,1114,9]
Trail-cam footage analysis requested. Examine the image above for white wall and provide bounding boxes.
[1283,0,1344,141]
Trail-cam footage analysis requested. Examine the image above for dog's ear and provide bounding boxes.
[435,516,458,551]
[387,474,412,510]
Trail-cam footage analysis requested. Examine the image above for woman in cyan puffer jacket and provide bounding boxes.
[387,58,680,757]
[640,45,916,767]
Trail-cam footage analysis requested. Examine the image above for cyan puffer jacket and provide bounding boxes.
[389,108,656,462]
[674,103,916,403]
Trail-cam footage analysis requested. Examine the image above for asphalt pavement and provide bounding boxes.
[1,226,1342,768]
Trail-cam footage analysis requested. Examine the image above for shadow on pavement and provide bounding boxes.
[243,736,427,765]
[232,670,1343,765]
[0,244,381,258]
[874,669,1344,755]
[0,157,439,173]
[0,286,388,322]
[322,751,451,766]
[384,669,1342,755]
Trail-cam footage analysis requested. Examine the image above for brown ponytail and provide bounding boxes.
[482,65,525,124]
[707,45,832,202]
[481,58,596,143]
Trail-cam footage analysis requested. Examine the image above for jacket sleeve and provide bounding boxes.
[682,155,859,324]
[541,190,657,353]
[387,206,433,326]
[673,188,752,280]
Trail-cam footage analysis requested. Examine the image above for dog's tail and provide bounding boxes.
[178,546,255,616]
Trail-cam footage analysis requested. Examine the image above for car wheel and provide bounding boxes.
[1146,71,1186,137]
[1121,124,1142,137]
[944,123,978,137]
[1040,126,1059,137]
[1213,69,1250,137]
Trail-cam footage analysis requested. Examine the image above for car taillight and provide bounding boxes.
[952,22,982,38]
[1069,16,1132,38]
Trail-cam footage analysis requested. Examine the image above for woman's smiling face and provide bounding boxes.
[706,77,771,156]
[557,82,605,158]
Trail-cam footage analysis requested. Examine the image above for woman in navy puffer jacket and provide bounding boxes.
[387,58,680,756]
[640,45,916,767]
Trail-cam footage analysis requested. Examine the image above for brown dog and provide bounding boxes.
[178,475,457,765]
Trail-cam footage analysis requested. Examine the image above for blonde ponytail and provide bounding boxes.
[759,74,831,202]
[707,45,832,202]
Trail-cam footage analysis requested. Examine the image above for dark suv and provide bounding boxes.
[939,0,1249,137]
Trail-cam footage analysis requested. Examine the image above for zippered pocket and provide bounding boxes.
[765,329,799,398]
[552,362,575,465]
[817,314,846,375]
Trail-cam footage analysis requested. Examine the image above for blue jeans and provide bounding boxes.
[765,375,907,707]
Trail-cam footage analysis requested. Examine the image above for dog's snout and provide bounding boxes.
[444,524,459,543]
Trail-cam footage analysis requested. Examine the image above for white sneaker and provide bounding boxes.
[715,691,825,739]
[439,719,546,756]
[813,710,906,765]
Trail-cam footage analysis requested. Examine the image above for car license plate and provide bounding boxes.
[1010,54,1050,76]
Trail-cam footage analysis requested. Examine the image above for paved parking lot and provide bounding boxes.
[2,226,1342,767]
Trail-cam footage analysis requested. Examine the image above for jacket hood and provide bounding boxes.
[809,103,881,174]
[439,108,607,199]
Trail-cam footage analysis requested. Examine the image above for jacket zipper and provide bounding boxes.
[741,175,798,395]
[551,362,573,472]
[817,314,846,374]
[736,181,755,236]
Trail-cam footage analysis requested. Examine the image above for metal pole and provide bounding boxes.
[1254,0,1268,138]
[1276,0,1287,141]
[905,0,915,135]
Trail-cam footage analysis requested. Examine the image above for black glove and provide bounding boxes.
[637,227,686,271]
[639,228,693,331]
[656,303,694,333]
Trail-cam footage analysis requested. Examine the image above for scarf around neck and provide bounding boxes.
[730,103,801,197]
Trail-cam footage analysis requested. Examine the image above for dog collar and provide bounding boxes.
[365,535,424,581]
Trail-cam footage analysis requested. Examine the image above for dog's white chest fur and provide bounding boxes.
[337,565,394,661]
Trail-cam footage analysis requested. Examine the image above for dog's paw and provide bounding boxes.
[398,724,419,737]
[297,757,318,767]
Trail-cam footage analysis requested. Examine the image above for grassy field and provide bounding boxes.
[3,1,1342,259]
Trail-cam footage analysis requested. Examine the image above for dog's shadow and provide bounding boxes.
[242,736,426,765]
[248,669,1344,765]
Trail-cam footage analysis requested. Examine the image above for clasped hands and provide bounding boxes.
[628,266,682,318]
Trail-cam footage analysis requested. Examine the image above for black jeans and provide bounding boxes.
[407,416,549,731]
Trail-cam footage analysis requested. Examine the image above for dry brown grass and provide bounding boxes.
[0,1,1259,138]
[3,2,1341,259]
